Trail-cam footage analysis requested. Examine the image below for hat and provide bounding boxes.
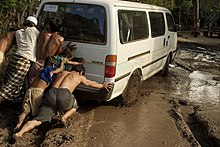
[26,16,38,26]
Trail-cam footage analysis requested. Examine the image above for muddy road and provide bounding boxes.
[0,34,220,147]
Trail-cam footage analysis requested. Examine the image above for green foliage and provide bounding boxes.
[179,0,193,9]
[128,0,193,10]
[128,0,176,10]
[207,4,220,14]
[0,0,40,34]
[0,0,219,34]
[0,0,16,11]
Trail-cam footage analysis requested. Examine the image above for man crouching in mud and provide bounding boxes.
[14,65,112,138]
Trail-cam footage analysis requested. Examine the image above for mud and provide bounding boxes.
[0,33,219,147]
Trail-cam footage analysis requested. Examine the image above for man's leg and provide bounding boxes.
[14,89,32,131]
[14,112,29,131]
[14,120,42,138]
[61,108,76,127]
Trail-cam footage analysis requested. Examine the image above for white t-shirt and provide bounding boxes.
[15,27,40,62]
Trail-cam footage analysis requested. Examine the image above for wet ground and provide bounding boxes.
[0,32,219,147]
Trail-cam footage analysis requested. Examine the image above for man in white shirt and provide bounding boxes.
[0,16,40,103]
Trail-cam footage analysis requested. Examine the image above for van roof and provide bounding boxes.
[39,0,169,11]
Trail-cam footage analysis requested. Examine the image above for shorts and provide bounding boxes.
[34,87,78,122]
[22,87,44,116]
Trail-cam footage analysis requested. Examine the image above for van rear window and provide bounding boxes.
[38,3,106,44]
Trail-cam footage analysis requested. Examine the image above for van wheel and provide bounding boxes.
[121,70,141,106]
[161,54,171,77]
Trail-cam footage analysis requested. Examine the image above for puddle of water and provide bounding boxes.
[194,54,215,63]
[179,48,220,62]
[187,71,220,105]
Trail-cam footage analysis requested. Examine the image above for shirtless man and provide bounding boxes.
[28,18,64,84]
[14,65,112,138]
[14,56,68,132]
[36,18,64,60]
[0,29,17,79]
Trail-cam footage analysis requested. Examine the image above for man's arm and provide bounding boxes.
[66,60,83,65]
[50,58,68,76]
[80,76,112,91]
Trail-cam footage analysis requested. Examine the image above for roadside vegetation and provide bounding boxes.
[0,0,39,34]
[0,0,219,34]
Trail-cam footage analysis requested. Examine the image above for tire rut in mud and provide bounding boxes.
[187,110,220,147]
[168,102,201,147]
[168,99,220,147]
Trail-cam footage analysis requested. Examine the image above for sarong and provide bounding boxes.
[0,54,31,101]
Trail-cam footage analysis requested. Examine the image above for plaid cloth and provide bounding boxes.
[0,54,30,101]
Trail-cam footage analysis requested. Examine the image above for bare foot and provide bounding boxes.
[61,117,68,127]
[13,133,23,141]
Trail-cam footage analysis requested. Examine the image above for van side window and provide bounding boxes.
[166,13,176,32]
[118,10,149,44]
[38,3,106,44]
[149,12,165,37]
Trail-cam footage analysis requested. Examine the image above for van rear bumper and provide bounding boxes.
[73,84,114,101]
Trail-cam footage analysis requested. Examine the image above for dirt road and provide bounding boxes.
[0,33,219,147]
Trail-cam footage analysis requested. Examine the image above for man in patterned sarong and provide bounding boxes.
[0,16,40,103]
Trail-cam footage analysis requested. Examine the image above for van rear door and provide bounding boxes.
[37,2,108,82]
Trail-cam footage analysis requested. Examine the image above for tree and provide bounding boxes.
[176,0,193,30]
[0,0,17,33]
[129,0,176,10]
[16,0,39,28]
[128,0,194,30]
[0,0,39,34]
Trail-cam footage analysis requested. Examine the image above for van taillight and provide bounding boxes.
[105,55,116,78]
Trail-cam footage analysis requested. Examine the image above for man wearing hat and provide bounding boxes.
[0,16,40,103]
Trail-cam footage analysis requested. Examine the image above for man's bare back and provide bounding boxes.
[36,18,64,60]
[52,70,112,93]
[36,31,63,59]
[43,32,64,58]
[30,76,50,89]
[0,31,16,53]
[36,30,52,59]
[52,71,82,92]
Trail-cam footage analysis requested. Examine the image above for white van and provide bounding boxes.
[36,0,177,105]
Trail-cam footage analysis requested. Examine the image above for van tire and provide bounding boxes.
[161,54,171,77]
[121,70,141,106]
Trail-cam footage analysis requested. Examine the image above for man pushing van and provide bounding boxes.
[14,65,112,138]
